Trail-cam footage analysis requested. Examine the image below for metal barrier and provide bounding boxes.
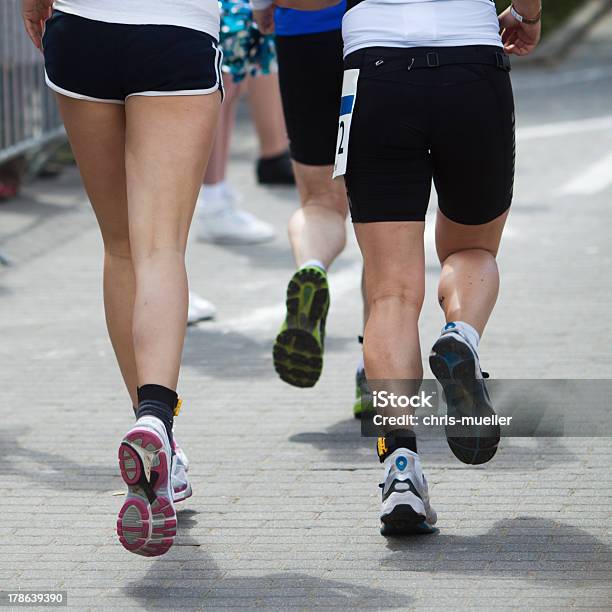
[0,0,64,165]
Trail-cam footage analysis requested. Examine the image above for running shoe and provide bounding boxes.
[196,185,275,245]
[429,323,500,465]
[273,266,329,388]
[353,366,374,419]
[188,291,216,325]
[117,416,177,557]
[379,448,437,535]
[171,439,192,503]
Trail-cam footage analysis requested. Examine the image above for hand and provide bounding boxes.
[22,0,53,50]
[253,6,275,35]
[498,6,541,56]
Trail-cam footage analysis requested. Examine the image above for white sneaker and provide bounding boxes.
[188,291,216,325]
[196,185,275,245]
[380,448,437,534]
[117,416,177,557]
[171,438,192,503]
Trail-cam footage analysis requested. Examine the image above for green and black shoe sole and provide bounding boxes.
[273,266,330,388]
[353,367,375,419]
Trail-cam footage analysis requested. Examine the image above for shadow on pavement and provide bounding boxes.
[289,417,579,470]
[183,328,354,380]
[0,169,89,239]
[123,509,414,609]
[383,516,612,583]
[0,425,117,491]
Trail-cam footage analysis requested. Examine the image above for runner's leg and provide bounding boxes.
[54,95,137,406]
[288,166,348,268]
[431,211,509,465]
[354,222,425,382]
[197,78,275,244]
[436,210,509,334]
[125,93,221,389]
[354,221,436,534]
[247,73,289,159]
[428,58,514,465]
[204,79,244,185]
[273,30,357,388]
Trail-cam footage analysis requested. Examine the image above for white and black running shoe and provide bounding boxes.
[429,323,500,465]
[380,448,437,536]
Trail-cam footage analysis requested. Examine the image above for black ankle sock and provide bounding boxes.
[256,150,294,185]
[136,384,177,446]
[259,150,290,163]
[377,429,418,462]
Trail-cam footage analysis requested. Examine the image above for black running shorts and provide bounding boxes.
[276,30,344,166]
[43,11,223,104]
[342,46,515,225]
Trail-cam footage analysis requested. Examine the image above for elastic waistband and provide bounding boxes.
[345,45,511,73]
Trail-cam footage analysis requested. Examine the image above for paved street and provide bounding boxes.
[1,14,612,611]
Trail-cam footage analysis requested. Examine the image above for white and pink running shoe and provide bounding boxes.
[117,416,177,557]
[171,439,192,503]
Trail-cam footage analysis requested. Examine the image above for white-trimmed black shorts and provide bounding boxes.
[43,11,223,104]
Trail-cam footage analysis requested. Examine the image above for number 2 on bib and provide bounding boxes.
[333,69,360,179]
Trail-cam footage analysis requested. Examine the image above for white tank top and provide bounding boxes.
[342,0,502,58]
[52,0,220,39]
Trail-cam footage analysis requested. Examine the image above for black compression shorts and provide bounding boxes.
[276,30,344,166]
[43,11,223,104]
[342,46,515,225]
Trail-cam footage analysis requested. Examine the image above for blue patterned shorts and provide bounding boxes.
[219,0,278,83]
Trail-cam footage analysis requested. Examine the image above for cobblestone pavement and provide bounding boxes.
[1,16,612,612]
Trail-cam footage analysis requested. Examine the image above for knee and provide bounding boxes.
[368,285,424,314]
[103,236,131,260]
[295,168,348,217]
[130,230,187,265]
[298,192,348,222]
[131,244,185,269]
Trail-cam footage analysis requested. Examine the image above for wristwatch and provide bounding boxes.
[510,4,542,25]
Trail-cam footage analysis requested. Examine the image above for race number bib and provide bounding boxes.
[333,69,360,179]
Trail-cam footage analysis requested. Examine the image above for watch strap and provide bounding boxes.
[511,4,542,25]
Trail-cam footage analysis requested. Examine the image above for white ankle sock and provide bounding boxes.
[300,259,326,272]
[201,181,226,205]
[444,321,480,351]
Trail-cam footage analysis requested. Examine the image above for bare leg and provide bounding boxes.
[361,267,369,327]
[435,210,509,335]
[55,95,138,406]
[247,73,289,158]
[355,222,425,381]
[354,221,425,422]
[204,80,245,185]
[288,166,348,268]
[126,93,221,389]
[273,164,357,389]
